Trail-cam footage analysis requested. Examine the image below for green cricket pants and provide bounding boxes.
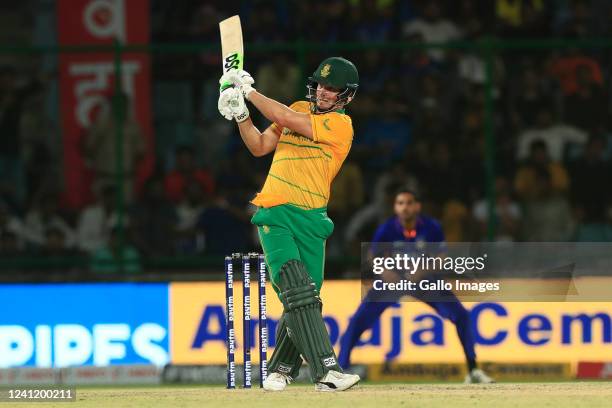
[251,204,334,293]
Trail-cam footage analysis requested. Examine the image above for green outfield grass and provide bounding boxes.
[6,382,611,408]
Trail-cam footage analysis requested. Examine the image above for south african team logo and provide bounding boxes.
[320,64,331,77]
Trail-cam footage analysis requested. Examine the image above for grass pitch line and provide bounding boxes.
[10,383,612,408]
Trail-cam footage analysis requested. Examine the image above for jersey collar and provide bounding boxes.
[394,215,422,231]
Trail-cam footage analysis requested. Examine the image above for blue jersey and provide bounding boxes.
[371,215,446,255]
[339,214,476,370]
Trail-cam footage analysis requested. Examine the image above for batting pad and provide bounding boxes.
[278,260,342,381]
[267,312,303,379]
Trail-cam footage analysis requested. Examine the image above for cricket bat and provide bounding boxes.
[219,15,243,91]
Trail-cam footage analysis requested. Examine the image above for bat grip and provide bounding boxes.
[220,81,234,92]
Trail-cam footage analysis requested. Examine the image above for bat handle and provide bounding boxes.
[220,81,234,92]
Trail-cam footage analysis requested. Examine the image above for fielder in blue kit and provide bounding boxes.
[338,188,494,383]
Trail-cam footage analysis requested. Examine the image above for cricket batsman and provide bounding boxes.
[217,57,361,391]
[337,188,494,383]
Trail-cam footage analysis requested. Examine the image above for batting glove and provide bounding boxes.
[217,87,250,123]
[219,69,255,100]
[218,87,238,120]
[231,91,250,123]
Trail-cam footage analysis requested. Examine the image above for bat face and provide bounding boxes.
[219,15,244,75]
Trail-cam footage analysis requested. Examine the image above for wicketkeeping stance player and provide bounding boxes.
[217,57,360,392]
[338,188,495,384]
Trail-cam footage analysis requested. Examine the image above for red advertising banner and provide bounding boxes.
[576,362,612,379]
[57,0,153,208]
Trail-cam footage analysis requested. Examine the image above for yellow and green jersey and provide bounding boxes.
[251,101,353,209]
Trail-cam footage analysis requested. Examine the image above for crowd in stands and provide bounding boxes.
[1,0,612,275]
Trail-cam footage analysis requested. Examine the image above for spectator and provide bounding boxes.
[508,66,555,130]
[453,85,495,173]
[0,201,25,249]
[441,200,473,242]
[244,2,284,44]
[39,227,81,258]
[0,66,27,206]
[515,139,570,200]
[402,0,462,62]
[90,227,141,275]
[517,0,551,37]
[495,0,549,37]
[516,108,587,162]
[23,192,75,248]
[420,142,470,209]
[353,0,394,42]
[189,4,222,79]
[194,116,235,174]
[37,227,84,277]
[8,0,612,280]
[197,188,252,255]
[294,1,342,42]
[415,74,453,123]
[452,0,494,39]
[457,52,505,88]
[20,82,59,202]
[472,177,521,241]
[568,136,611,223]
[326,0,351,41]
[355,95,412,171]
[373,162,420,212]
[358,50,392,94]
[547,48,603,96]
[558,0,594,38]
[404,138,432,183]
[256,54,299,105]
[344,184,395,256]
[84,92,146,203]
[175,180,206,254]
[164,145,215,203]
[495,0,526,29]
[563,65,608,133]
[411,108,447,151]
[344,174,418,254]
[520,168,575,241]
[131,178,177,257]
[591,0,612,37]
[328,158,365,224]
[327,158,365,256]
[0,231,20,257]
[397,43,440,86]
[76,185,122,253]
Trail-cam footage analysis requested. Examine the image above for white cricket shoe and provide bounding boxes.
[464,368,495,384]
[315,370,360,392]
[263,372,292,391]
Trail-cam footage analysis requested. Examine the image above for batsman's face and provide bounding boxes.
[394,192,420,222]
[316,84,341,110]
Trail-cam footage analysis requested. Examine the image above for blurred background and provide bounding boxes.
[1,0,612,282]
[2,0,612,385]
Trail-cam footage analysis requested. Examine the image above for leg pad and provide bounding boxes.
[276,260,342,381]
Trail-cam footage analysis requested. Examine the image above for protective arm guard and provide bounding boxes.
[277,260,342,381]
